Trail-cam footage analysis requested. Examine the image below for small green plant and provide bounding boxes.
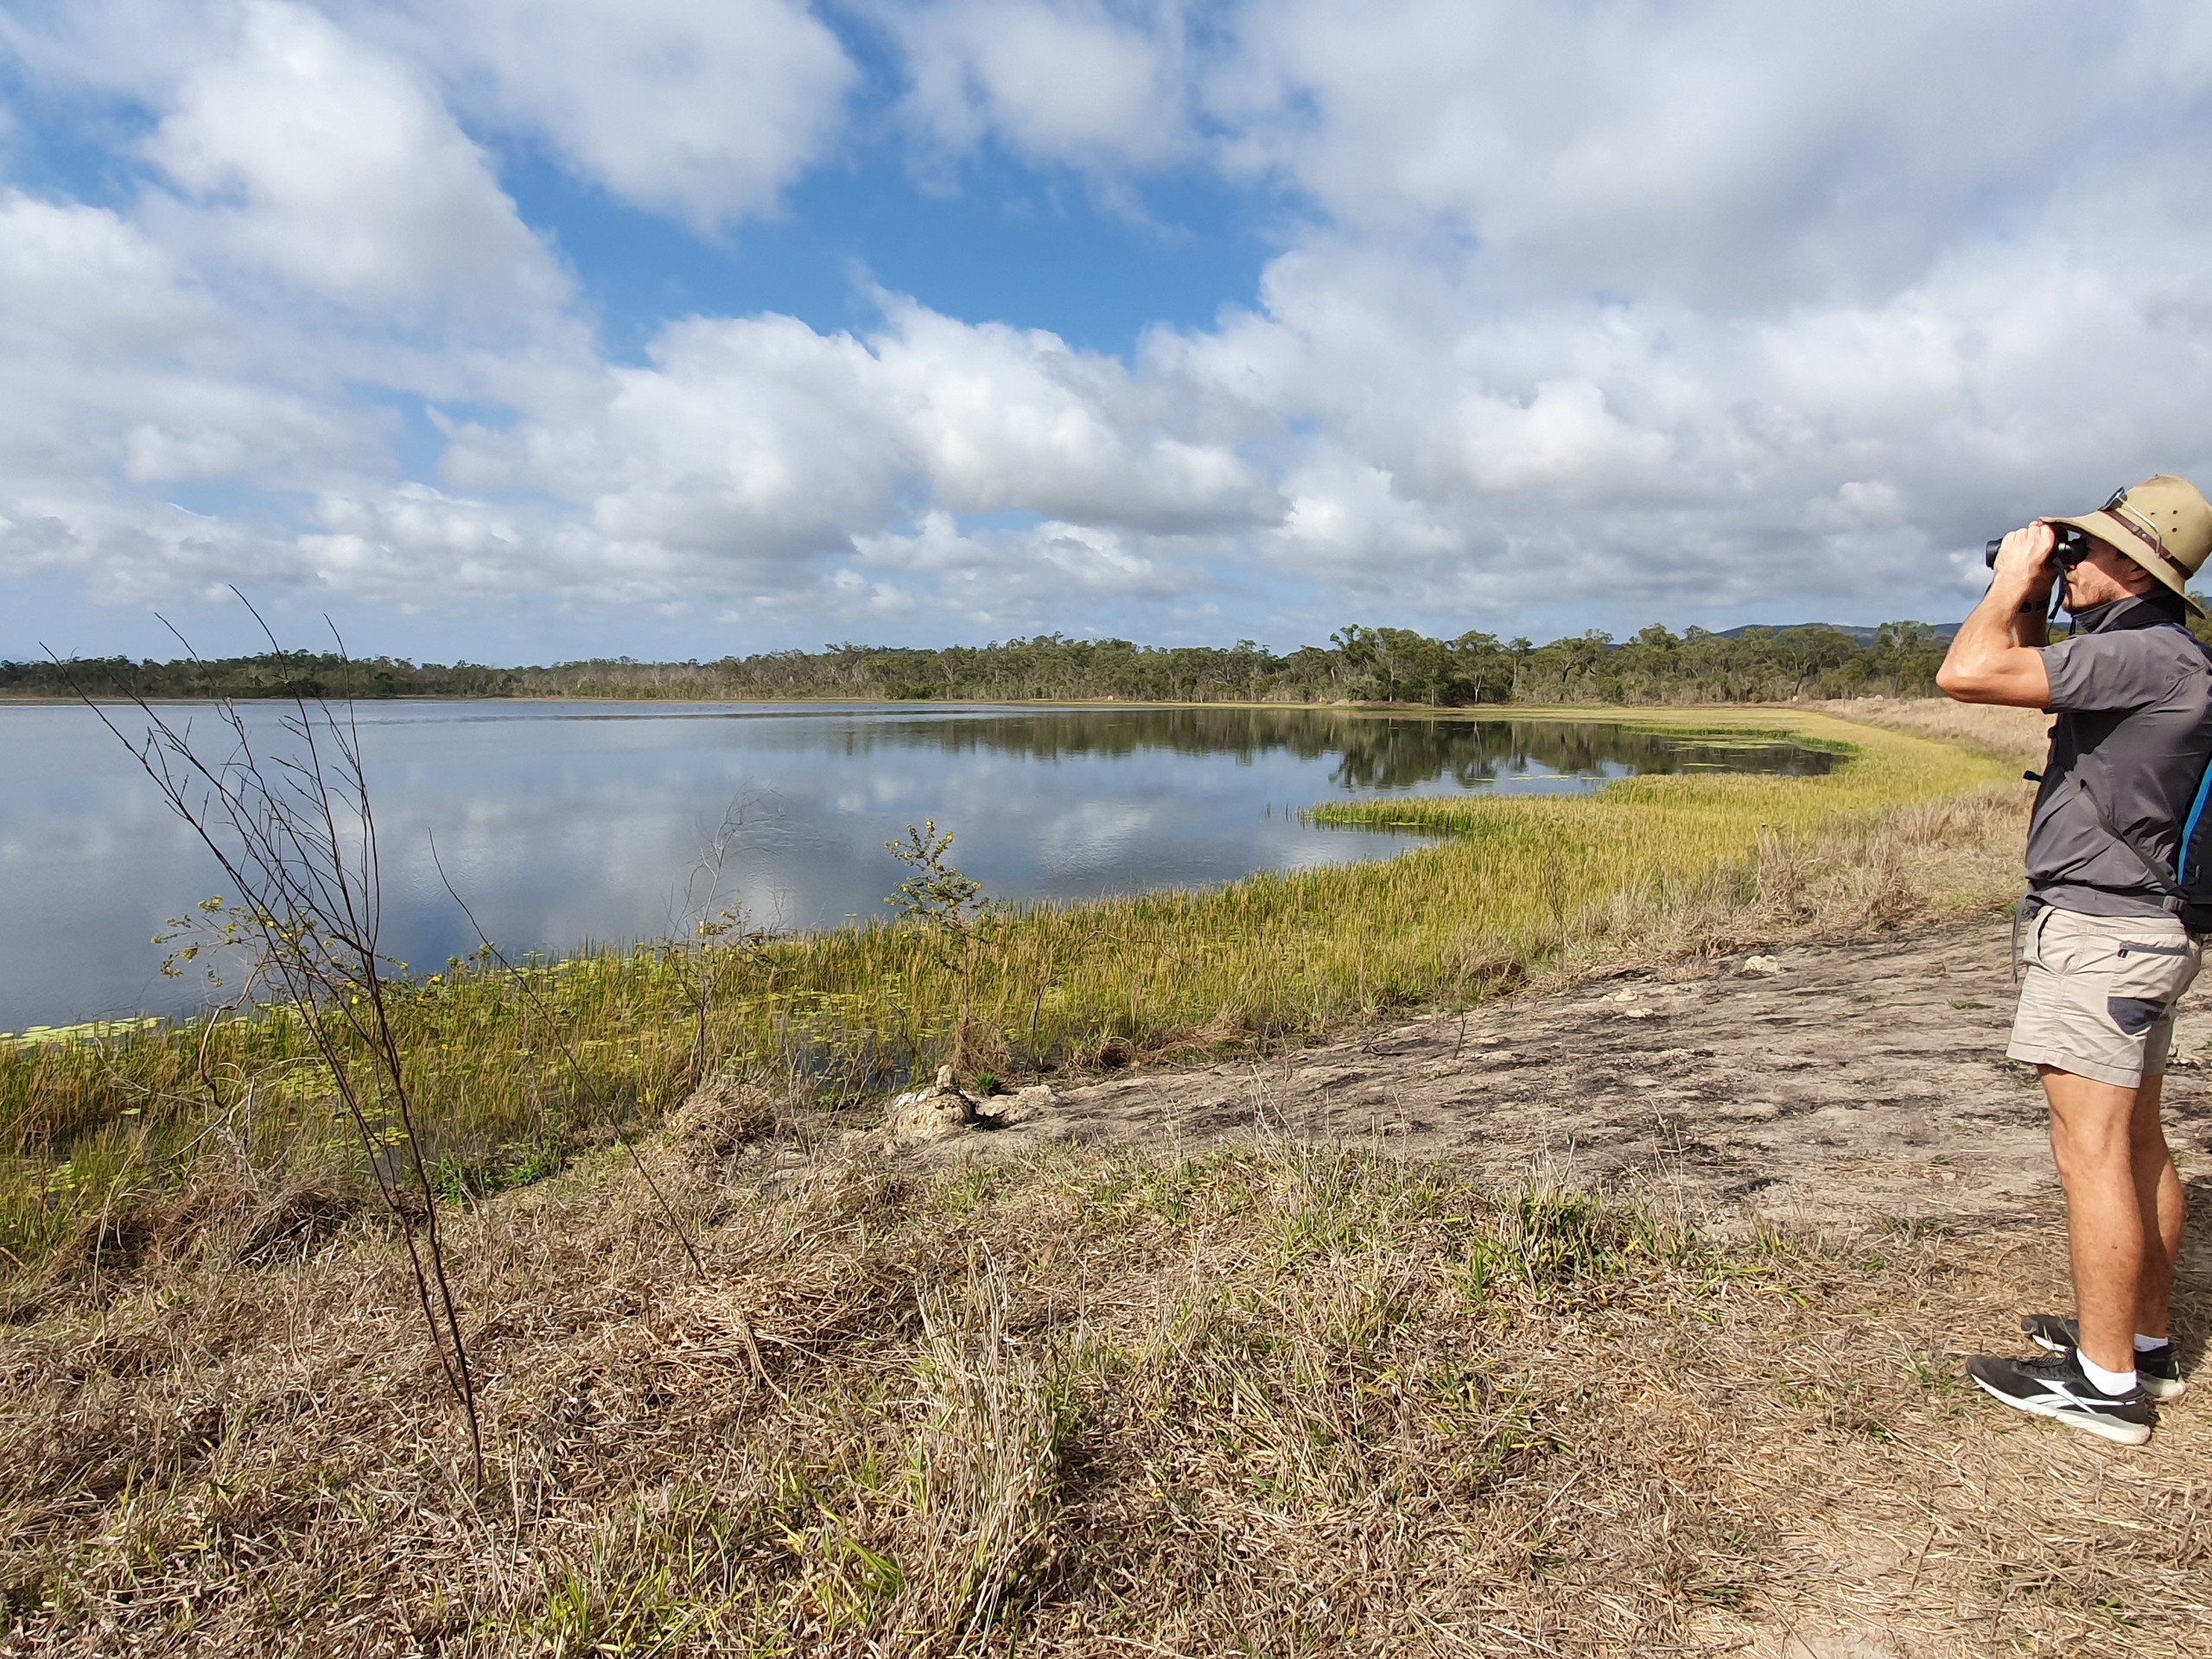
[429,1139,565,1205]
[886,819,998,1075]
[153,896,245,986]
[885,819,991,931]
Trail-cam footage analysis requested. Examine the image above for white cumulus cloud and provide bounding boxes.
[879,0,1190,173]
[377,0,856,229]
[442,294,1271,578]
[9,0,2212,648]
[143,0,566,314]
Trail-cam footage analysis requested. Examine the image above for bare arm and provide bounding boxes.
[1936,523,2056,707]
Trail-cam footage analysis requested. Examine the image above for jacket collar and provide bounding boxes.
[2070,594,2181,636]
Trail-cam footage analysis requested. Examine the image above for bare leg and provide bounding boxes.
[2130,1075,2185,1342]
[2040,1065,2147,1374]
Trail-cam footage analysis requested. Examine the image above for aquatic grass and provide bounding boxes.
[0,709,2009,1270]
[0,1017,166,1050]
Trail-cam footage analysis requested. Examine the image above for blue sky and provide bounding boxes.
[3,1,2212,664]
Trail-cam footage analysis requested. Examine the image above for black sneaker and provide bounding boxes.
[1967,1349,2154,1445]
[2022,1314,2187,1402]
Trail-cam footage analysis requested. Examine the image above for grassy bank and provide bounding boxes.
[7,1127,2201,1656]
[2,707,2013,1270]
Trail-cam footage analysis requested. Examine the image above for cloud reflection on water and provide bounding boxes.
[0,701,1829,1030]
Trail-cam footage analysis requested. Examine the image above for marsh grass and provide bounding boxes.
[3,1128,2202,1656]
[2,708,2010,1273]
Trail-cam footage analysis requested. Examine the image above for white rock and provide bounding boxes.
[884,1067,986,1143]
[1741,955,1785,976]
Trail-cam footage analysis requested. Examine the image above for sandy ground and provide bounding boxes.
[943,917,2212,1242]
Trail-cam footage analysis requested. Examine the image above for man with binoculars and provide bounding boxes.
[1938,474,2212,1444]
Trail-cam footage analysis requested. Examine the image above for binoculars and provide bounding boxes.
[1985,526,2090,569]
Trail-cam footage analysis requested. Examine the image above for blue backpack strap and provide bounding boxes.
[2181,763,2212,885]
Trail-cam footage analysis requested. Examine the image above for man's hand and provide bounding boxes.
[1936,521,2055,708]
[1992,522,2059,603]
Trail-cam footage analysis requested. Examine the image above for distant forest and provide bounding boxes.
[8,620,1980,707]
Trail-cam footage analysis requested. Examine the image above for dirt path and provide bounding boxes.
[950,916,2212,1238]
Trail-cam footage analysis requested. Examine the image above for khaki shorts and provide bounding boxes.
[2007,905,2202,1089]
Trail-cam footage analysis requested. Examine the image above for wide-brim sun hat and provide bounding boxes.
[2046,474,2212,617]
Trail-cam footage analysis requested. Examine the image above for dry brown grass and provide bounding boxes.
[1813,696,2053,766]
[3,1117,2205,1657]
[1552,779,2033,987]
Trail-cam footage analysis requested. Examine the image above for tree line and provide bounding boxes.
[3,620,1965,707]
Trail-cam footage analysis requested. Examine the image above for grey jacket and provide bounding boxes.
[2028,596,2212,918]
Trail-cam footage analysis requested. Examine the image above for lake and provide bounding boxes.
[0,702,1834,1033]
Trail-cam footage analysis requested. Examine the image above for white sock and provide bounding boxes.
[2078,1351,2138,1397]
[2136,1332,2171,1353]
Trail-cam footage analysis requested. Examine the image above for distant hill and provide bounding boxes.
[1715,621,1960,644]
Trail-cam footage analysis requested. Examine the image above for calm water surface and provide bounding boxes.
[0,702,1833,1031]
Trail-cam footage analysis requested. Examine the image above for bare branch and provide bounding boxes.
[51,613,488,1484]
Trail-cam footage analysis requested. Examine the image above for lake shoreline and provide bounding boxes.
[0,699,1840,1039]
[0,690,1868,714]
[3,706,2012,1269]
